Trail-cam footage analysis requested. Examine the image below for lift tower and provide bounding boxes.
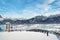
[6,19,11,32]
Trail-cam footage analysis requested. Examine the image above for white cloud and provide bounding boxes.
[20,10,41,19]
[54,1,60,6]
[44,9,60,16]
[0,0,59,19]
[1,8,60,19]
[0,10,41,19]
[36,4,51,11]
[1,12,20,18]
[35,0,55,11]
[21,9,60,19]
[45,0,55,4]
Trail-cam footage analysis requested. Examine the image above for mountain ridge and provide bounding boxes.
[0,14,60,24]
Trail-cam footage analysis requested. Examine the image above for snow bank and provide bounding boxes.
[0,31,58,40]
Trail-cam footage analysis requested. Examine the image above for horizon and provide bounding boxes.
[0,13,60,19]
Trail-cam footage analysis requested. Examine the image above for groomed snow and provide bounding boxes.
[0,31,58,40]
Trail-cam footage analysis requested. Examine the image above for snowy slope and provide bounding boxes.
[0,31,58,40]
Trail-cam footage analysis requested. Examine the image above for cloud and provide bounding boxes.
[45,0,55,4]
[0,0,60,19]
[0,9,41,19]
[44,8,60,16]
[54,0,60,7]
[0,12,21,18]
[18,8,60,18]
[20,10,41,19]
[35,0,56,11]
[36,4,51,11]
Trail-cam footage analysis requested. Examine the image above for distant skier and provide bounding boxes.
[47,31,49,36]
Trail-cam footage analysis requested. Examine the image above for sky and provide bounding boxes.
[0,0,60,19]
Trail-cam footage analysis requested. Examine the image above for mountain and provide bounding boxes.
[0,14,60,24]
[0,15,3,21]
[0,15,2,18]
[44,14,60,23]
[11,14,60,24]
[27,16,47,24]
[14,14,60,24]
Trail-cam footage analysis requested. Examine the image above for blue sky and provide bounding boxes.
[0,0,60,19]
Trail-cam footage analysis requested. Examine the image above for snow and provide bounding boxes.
[56,35,60,40]
[0,31,58,40]
[1,24,60,32]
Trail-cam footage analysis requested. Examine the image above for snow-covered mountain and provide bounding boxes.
[0,15,2,18]
[0,14,60,24]
[0,15,4,21]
